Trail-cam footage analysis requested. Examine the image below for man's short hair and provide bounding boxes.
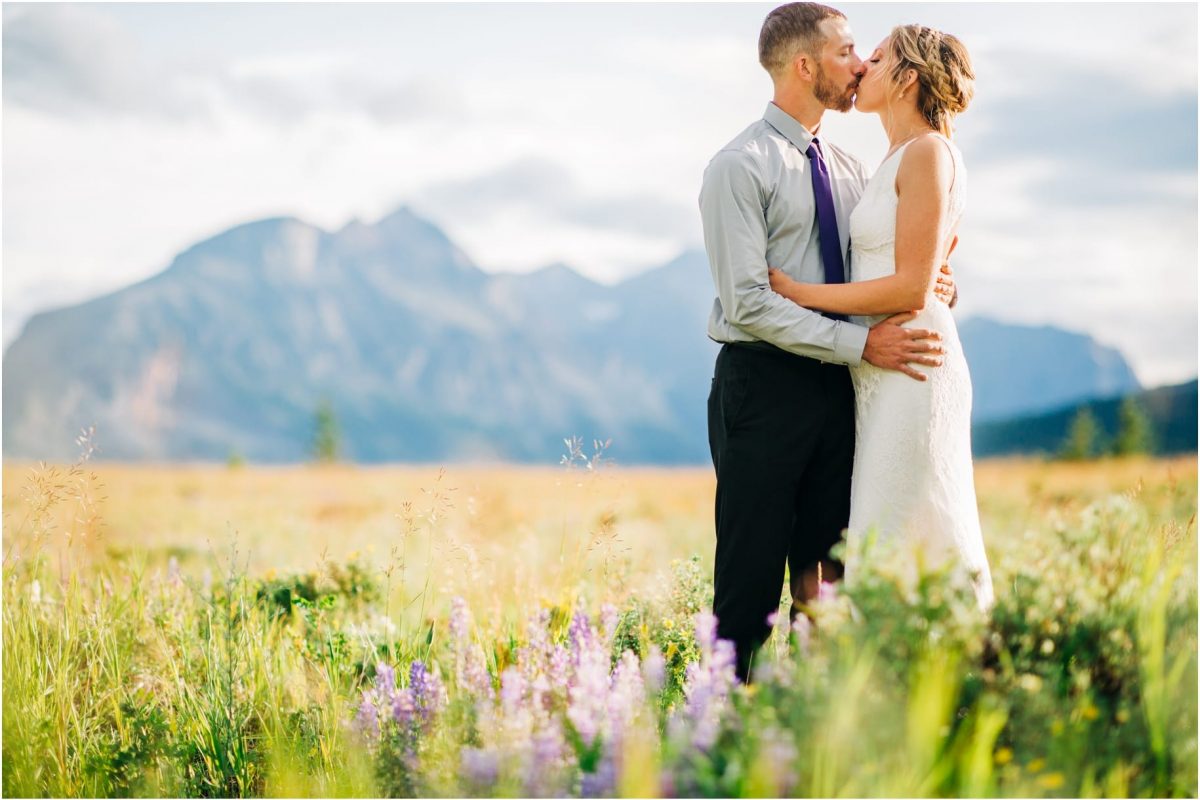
[758,3,846,78]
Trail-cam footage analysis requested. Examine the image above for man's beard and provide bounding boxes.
[814,65,855,112]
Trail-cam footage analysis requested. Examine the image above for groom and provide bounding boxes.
[700,2,955,681]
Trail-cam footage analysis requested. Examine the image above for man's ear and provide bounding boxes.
[793,51,815,83]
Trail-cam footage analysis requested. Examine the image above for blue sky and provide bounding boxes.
[3,2,1197,385]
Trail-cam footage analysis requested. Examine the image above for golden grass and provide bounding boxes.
[4,455,1194,623]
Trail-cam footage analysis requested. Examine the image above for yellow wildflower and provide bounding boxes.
[1038,772,1066,790]
[994,747,1013,765]
[1082,705,1099,721]
[663,619,675,630]
[1028,758,1046,773]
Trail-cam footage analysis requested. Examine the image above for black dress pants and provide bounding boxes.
[707,341,855,681]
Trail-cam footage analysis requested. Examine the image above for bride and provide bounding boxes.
[768,24,994,611]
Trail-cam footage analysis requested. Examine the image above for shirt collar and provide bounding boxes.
[763,102,820,152]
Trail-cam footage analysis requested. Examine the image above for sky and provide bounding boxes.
[3,2,1197,386]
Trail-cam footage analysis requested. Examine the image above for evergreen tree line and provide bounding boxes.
[1059,397,1155,460]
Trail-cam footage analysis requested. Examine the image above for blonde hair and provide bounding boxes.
[885,24,974,137]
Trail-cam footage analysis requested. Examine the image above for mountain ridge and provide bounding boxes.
[3,205,1172,464]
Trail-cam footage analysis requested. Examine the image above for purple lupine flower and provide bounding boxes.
[524,720,568,797]
[694,611,718,653]
[449,597,494,702]
[548,644,570,696]
[461,747,501,789]
[679,612,738,751]
[581,756,617,798]
[352,693,380,740]
[599,603,619,653]
[528,672,552,716]
[760,727,800,795]
[500,666,526,716]
[449,596,471,640]
[522,607,553,673]
[375,662,397,696]
[391,687,416,727]
[566,630,609,748]
[607,650,645,748]
[642,645,666,696]
[409,661,447,728]
[568,610,595,667]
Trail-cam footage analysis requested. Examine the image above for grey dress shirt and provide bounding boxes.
[699,102,872,365]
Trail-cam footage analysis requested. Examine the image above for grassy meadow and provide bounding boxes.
[2,451,1196,798]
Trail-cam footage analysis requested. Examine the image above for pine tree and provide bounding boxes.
[1112,397,1154,456]
[312,399,341,463]
[1060,407,1101,460]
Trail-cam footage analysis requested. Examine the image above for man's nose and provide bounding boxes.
[852,58,866,78]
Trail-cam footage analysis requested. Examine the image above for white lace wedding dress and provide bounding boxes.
[844,135,995,612]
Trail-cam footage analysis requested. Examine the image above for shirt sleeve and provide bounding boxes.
[699,149,869,366]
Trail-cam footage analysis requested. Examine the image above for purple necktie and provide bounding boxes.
[805,138,848,322]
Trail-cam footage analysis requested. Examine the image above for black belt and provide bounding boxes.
[724,339,841,366]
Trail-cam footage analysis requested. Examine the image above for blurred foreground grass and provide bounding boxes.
[2,455,1196,797]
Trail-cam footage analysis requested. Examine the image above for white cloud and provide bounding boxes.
[2,2,1196,386]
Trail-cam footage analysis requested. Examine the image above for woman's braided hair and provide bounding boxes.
[886,24,974,137]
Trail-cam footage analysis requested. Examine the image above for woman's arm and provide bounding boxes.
[769,136,956,316]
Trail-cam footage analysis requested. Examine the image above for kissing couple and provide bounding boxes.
[701,2,995,682]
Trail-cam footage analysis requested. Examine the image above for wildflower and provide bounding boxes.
[391,687,416,727]
[759,727,800,795]
[525,721,569,797]
[409,661,447,728]
[1018,674,1043,693]
[568,610,596,667]
[450,597,494,701]
[791,614,812,655]
[29,579,41,605]
[1081,705,1099,721]
[566,635,608,749]
[1038,772,1066,790]
[676,612,737,752]
[600,603,619,651]
[580,757,617,798]
[642,645,666,696]
[353,693,380,740]
[816,580,839,603]
[1027,757,1046,773]
[500,666,526,716]
[461,747,500,788]
[994,747,1013,765]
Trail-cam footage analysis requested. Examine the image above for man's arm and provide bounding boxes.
[699,149,868,366]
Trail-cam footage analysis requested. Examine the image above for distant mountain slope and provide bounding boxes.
[973,380,1198,457]
[958,317,1141,422]
[2,206,1163,464]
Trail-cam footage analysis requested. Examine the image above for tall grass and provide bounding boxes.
[2,451,1195,797]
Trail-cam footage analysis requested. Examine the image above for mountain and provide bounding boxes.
[957,317,1141,422]
[2,207,1165,464]
[972,380,1198,458]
